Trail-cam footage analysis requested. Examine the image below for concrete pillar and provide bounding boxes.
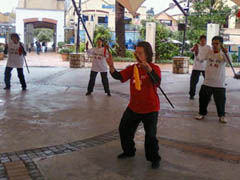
[85,21,94,49]
[207,23,220,46]
[25,23,34,46]
[146,22,156,62]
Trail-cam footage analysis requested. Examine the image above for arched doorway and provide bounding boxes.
[24,18,57,52]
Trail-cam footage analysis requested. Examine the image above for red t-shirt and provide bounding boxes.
[120,63,161,114]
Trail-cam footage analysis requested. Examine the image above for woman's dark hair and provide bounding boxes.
[200,35,206,40]
[10,33,20,41]
[136,41,153,63]
[212,36,223,43]
[96,37,104,47]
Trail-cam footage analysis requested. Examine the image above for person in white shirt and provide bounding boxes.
[195,36,230,123]
[3,33,27,90]
[85,38,111,96]
[189,35,211,99]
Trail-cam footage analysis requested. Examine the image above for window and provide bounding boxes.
[160,20,172,26]
[98,16,106,24]
[83,15,89,22]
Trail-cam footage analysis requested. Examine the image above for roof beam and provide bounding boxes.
[231,0,240,6]
[172,0,187,16]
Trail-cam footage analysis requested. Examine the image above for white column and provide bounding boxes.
[85,21,94,49]
[207,23,220,46]
[146,22,156,62]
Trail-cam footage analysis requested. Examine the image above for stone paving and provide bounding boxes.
[0,53,239,180]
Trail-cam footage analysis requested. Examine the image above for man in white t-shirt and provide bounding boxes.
[196,36,230,123]
[189,35,211,99]
[85,38,111,96]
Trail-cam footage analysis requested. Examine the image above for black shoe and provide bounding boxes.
[151,160,160,169]
[117,152,135,159]
[22,87,27,91]
[86,92,91,96]
[190,96,194,100]
[3,87,10,90]
[107,92,111,96]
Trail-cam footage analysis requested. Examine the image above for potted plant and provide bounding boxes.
[57,41,66,53]
[0,46,5,60]
[59,47,72,61]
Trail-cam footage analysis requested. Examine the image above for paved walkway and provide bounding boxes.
[0,53,239,180]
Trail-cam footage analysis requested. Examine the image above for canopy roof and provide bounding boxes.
[117,0,146,16]
[232,0,240,6]
[117,0,240,17]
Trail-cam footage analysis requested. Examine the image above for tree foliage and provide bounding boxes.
[93,26,112,46]
[175,0,236,45]
[34,28,53,42]
[140,20,179,60]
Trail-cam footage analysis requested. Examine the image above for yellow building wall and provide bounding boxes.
[18,0,64,10]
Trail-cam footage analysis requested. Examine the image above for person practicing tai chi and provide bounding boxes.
[106,41,161,169]
[85,38,111,96]
[189,35,211,99]
[196,36,231,123]
[3,33,27,90]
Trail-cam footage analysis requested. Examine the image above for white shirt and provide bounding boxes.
[6,41,24,68]
[203,50,231,88]
[192,44,211,71]
[87,47,108,72]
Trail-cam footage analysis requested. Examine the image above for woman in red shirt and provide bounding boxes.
[106,41,161,169]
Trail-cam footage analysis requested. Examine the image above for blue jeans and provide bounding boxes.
[4,67,26,89]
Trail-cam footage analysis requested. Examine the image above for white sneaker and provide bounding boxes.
[219,116,227,123]
[195,114,204,120]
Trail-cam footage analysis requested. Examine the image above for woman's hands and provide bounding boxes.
[139,61,152,72]
[134,52,152,72]
[220,45,228,53]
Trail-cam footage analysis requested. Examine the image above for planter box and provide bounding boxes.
[61,53,69,61]
[69,53,85,68]
[172,56,189,74]
[0,53,4,60]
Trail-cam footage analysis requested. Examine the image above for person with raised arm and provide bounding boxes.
[3,33,27,90]
[106,41,161,169]
[189,35,211,99]
[195,36,232,123]
[85,38,111,96]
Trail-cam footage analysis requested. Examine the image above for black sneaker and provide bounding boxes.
[117,152,135,159]
[107,92,111,96]
[22,87,27,91]
[190,96,194,100]
[151,160,160,169]
[3,87,10,90]
[85,92,91,96]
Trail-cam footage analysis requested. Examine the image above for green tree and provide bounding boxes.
[93,26,112,45]
[140,20,179,61]
[34,28,53,42]
[175,0,236,45]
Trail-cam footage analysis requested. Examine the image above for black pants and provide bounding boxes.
[4,67,27,89]
[119,107,161,162]
[87,71,110,93]
[199,85,226,117]
[189,70,205,97]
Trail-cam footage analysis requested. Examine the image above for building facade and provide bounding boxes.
[16,0,65,46]
[64,0,147,45]
[154,12,178,32]
[0,13,16,43]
